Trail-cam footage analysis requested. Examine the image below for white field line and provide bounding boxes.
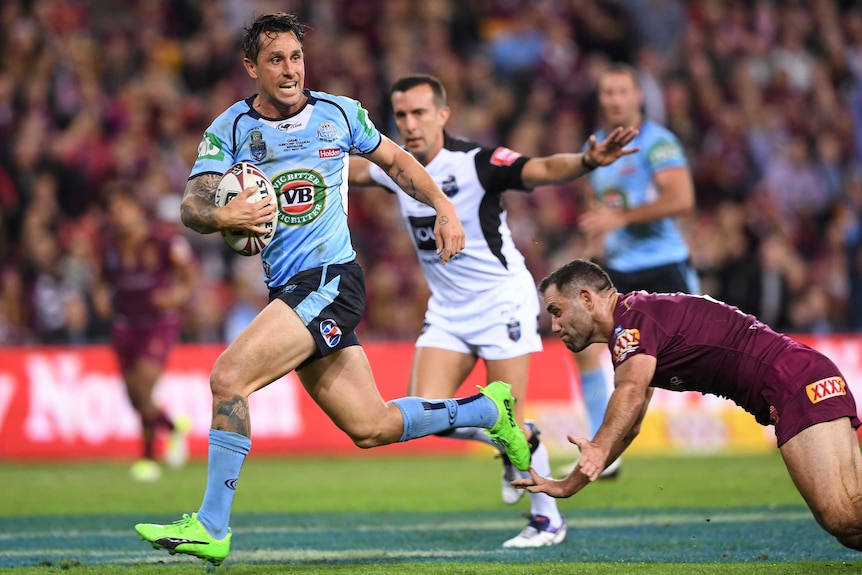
[0,509,813,544]
[0,548,503,562]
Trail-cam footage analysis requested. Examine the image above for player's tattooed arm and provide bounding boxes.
[390,167,423,203]
[180,174,222,234]
[213,395,250,437]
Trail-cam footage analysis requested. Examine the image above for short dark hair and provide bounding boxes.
[242,13,307,63]
[599,62,640,89]
[538,259,614,297]
[390,74,447,108]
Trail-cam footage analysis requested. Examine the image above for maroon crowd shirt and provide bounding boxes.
[101,224,191,370]
[609,291,860,446]
[102,225,188,325]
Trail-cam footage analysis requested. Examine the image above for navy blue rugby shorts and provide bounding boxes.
[269,261,365,365]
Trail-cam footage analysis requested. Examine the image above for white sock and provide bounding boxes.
[526,441,563,526]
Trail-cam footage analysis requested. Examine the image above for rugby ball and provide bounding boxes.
[214,162,278,256]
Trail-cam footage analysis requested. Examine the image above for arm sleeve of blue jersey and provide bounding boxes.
[645,132,688,173]
[189,117,237,178]
[345,97,383,155]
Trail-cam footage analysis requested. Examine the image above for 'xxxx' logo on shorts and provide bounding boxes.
[805,376,846,404]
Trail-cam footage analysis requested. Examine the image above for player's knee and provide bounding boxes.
[209,357,244,400]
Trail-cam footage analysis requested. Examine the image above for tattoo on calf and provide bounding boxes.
[213,395,250,437]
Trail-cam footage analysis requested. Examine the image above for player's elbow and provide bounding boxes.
[678,194,695,215]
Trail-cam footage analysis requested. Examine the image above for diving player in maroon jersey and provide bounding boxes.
[515,258,862,552]
[98,189,197,482]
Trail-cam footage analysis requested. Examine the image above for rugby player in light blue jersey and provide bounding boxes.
[133,13,531,566]
[568,63,699,480]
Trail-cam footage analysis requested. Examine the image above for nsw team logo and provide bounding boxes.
[320,319,342,347]
[272,170,327,225]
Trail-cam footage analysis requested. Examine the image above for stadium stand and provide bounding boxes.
[1,0,861,343]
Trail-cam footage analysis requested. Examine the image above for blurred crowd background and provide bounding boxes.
[2,0,862,345]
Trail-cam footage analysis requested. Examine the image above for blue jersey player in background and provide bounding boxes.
[566,63,698,479]
[134,13,531,565]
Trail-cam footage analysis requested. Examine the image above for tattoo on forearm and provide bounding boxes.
[180,174,221,233]
[391,167,420,200]
[213,395,250,437]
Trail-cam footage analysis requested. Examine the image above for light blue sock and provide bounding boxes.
[391,395,497,441]
[580,368,610,439]
[196,429,251,539]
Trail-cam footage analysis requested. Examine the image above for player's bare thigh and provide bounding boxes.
[212,298,317,398]
[298,345,403,448]
[780,417,862,530]
[409,347,477,398]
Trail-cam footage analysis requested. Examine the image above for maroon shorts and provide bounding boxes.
[770,348,861,446]
[111,319,181,372]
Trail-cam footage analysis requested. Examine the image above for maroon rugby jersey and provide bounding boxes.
[608,291,846,427]
[101,223,190,326]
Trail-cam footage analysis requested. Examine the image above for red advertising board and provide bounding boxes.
[0,336,859,460]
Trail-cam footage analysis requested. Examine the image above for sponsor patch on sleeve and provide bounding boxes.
[197,132,224,161]
[647,139,683,166]
[805,376,847,404]
[612,328,640,364]
[490,147,522,166]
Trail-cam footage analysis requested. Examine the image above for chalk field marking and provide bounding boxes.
[0,509,813,544]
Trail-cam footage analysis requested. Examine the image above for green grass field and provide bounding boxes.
[2,453,860,574]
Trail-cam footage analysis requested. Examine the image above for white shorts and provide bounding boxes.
[417,270,543,360]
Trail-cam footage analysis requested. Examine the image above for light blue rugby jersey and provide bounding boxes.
[190,90,382,288]
[587,120,689,272]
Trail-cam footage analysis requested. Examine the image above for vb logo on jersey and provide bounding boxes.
[272,170,327,225]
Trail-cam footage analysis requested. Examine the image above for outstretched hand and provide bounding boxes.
[511,467,576,498]
[510,434,612,499]
[585,126,640,166]
[568,435,609,482]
